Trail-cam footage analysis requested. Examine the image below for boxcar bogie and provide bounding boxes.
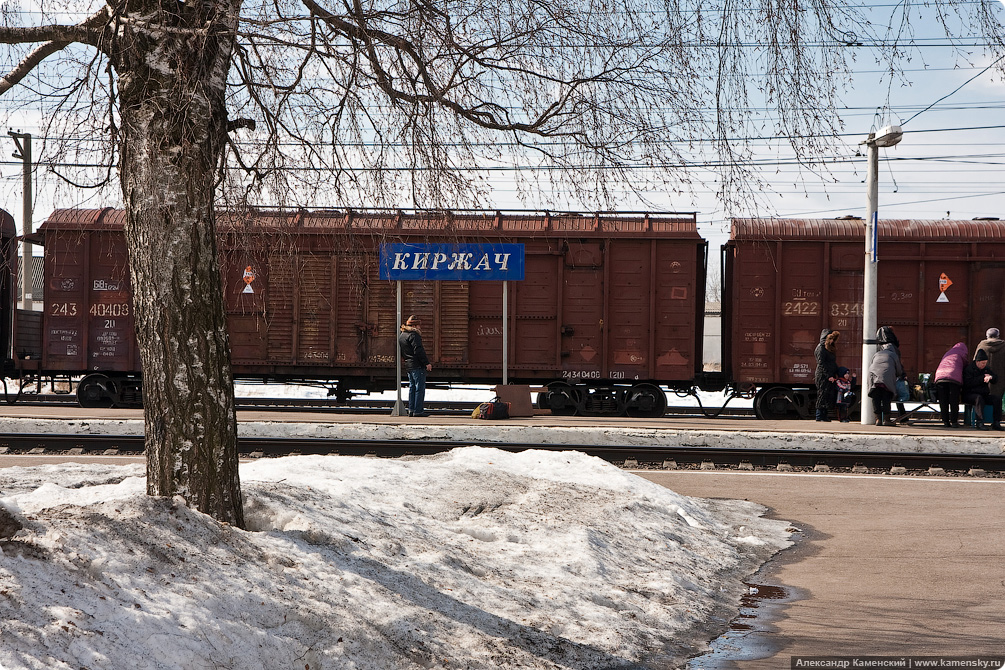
[536,380,671,417]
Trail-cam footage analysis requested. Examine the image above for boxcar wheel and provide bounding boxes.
[77,374,115,408]
[540,382,582,416]
[625,383,668,418]
[754,387,799,420]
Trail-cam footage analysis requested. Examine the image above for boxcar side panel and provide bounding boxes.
[561,241,604,381]
[43,232,88,371]
[467,278,504,367]
[86,231,136,372]
[777,242,830,384]
[222,249,268,363]
[972,263,1005,350]
[823,243,863,368]
[607,239,651,378]
[652,239,700,381]
[915,258,970,376]
[0,210,15,363]
[439,281,470,365]
[511,248,560,370]
[728,242,779,385]
[335,252,368,366]
[297,254,334,365]
[265,252,295,363]
[367,261,403,366]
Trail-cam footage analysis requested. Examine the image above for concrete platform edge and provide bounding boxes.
[1,417,1003,455]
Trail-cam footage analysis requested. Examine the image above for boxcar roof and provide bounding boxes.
[731,217,1005,241]
[39,208,701,238]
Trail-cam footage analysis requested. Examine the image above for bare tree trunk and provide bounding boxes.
[115,2,244,527]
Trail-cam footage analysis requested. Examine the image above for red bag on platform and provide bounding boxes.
[471,399,510,419]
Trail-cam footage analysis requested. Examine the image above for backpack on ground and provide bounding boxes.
[471,398,510,419]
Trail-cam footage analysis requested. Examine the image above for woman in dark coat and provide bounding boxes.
[814,329,841,421]
[869,342,904,425]
[877,325,910,421]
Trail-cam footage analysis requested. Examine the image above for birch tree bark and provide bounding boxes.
[112,0,245,526]
[0,2,246,526]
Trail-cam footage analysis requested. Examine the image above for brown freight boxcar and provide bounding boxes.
[724,217,1005,419]
[0,209,16,380]
[16,208,707,415]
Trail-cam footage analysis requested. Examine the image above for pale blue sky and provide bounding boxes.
[1,1,1003,246]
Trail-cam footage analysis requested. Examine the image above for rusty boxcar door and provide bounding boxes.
[561,241,604,381]
[652,239,700,381]
[222,250,268,363]
[606,239,651,379]
[296,254,335,365]
[510,249,561,368]
[43,231,87,371]
[85,231,137,372]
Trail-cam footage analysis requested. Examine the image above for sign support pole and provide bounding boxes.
[503,281,509,386]
[391,280,405,416]
[9,131,32,310]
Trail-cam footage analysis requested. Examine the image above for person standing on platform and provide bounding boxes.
[876,325,910,422]
[398,315,433,418]
[868,340,903,426]
[814,329,841,422]
[933,342,968,427]
[975,327,1005,431]
[962,349,998,431]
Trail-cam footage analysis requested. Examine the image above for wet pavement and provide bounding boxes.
[640,470,1005,668]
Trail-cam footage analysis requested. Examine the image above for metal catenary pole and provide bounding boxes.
[8,131,32,311]
[392,279,405,416]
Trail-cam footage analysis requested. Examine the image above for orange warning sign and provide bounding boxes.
[243,266,256,294]
[939,273,953,292]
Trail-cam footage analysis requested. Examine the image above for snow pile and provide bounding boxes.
[0,448,792,669]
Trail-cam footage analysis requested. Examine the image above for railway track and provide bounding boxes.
[1,432,1000,476]
[3,393,760,417]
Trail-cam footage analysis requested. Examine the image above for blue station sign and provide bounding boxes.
[379,243,525,281]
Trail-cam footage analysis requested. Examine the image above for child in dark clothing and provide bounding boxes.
[835,366,857,422]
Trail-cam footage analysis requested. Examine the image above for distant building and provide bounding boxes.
[703,302,720,371]
[15,256,44,310]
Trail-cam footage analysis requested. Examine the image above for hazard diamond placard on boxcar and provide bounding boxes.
[938,272,952,303]
[242,266,256,294]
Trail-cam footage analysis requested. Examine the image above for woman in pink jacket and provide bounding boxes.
[934,342,968,427]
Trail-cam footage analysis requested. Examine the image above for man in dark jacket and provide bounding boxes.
[975,327,1005,430]
[962,349,998,431]
[398,315,433,417]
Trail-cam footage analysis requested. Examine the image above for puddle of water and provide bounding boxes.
[686,582,792,669]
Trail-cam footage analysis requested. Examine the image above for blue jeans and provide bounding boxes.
[407,368,427,415]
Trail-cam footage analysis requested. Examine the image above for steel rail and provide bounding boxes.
[0,433,1000,473]
[2,394,761,416]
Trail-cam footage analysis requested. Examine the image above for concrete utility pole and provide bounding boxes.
[8,130,32,310]
[860,125,903,426]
